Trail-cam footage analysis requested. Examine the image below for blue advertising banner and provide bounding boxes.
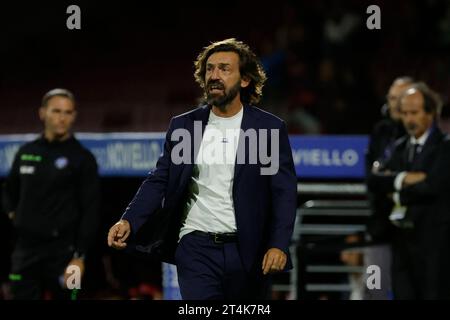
[289,135,369,179]
[0,133,165,178]
[77,133,165,177]
[0,133,368,179]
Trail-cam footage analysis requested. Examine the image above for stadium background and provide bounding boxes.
[0,0,449,299]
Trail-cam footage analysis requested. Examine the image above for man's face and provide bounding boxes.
[400,90,434,139]
[204,51,249,109]
[39,96,76,139]
[387,82,411,121]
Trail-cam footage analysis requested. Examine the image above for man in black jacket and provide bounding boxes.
[2,88,100,299]
[368,82,450,299]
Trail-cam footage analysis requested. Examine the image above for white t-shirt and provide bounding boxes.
[179,107,243,239]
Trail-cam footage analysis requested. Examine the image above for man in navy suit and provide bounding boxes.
[107,38,297,299]
[368,82,450,299]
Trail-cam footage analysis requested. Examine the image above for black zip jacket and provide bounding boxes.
[2,135,100,255]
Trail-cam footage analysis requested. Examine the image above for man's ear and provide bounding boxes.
[39,106,46,121]
[241,76,250,88]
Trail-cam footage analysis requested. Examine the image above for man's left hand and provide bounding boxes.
[262,248,287,275]
[403,171,426,186]
[63,258,85,289]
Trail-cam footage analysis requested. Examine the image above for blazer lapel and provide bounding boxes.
[413,127,443,167]
[233,104,258,186]
[179,105,210,183]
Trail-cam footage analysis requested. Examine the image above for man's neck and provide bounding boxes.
[411,127,431,145]
[44,131,71,142]
[212,98,243,118]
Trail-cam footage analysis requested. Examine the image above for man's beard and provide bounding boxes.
[206,79,241,110]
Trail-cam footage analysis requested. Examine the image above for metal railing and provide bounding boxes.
[285,182,369,299]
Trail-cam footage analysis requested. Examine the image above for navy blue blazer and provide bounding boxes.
[122,104,297,273]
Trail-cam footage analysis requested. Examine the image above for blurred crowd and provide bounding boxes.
[0,1,449,134]
[1,0,450,300]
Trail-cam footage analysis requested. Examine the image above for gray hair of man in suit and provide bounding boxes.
[401,82,443,120]
[399,82,443,138]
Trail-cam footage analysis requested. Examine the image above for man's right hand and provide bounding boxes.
[107,219,131,250]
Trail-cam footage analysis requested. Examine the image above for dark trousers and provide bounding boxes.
[10,236,74,300]
[391,222,450,300]
[174,232,270,300]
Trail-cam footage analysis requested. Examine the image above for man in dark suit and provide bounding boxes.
[107,38,297,299]
[361,77,413,300]
[366,77,412,241]
[368,82,450,299]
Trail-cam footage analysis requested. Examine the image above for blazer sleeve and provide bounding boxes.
[122,118,175,234]
[367,171,397,194]
[268,121,298,252]
[399,140,450,206]
[366,147,403,194]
